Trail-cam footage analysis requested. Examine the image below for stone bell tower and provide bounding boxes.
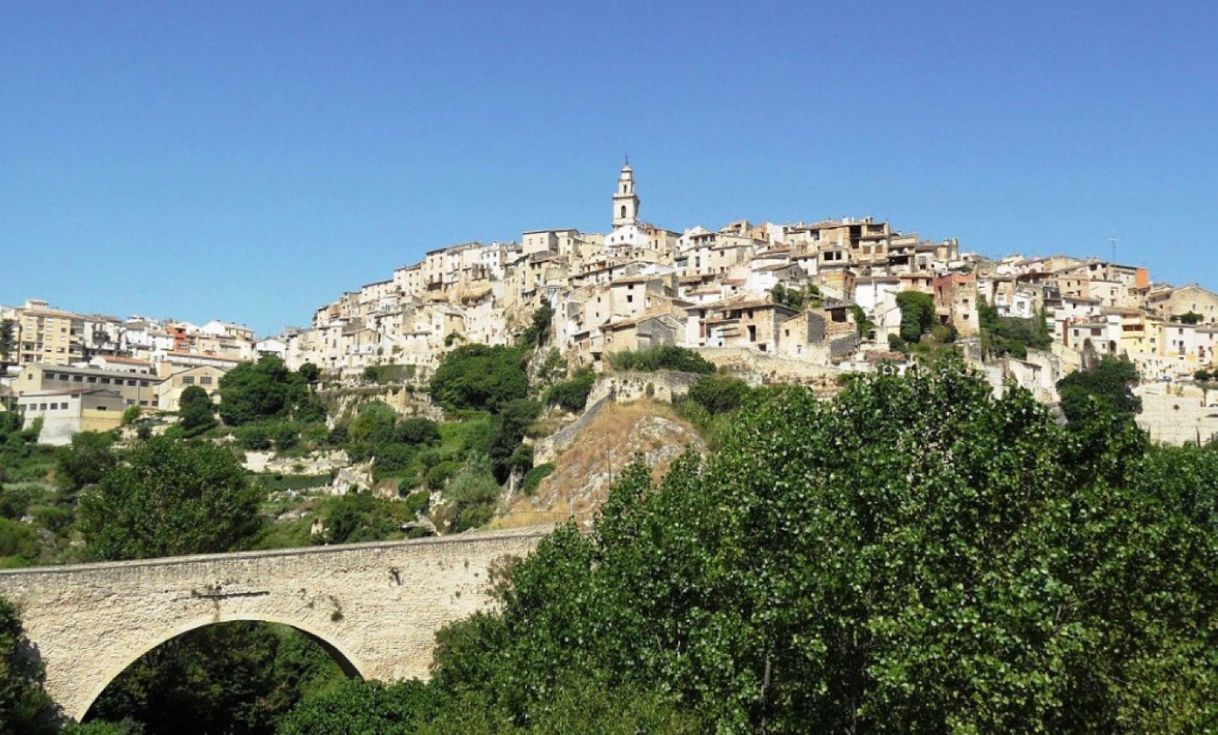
[612,160,640,228]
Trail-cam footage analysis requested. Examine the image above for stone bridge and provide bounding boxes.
[0,527,546,722]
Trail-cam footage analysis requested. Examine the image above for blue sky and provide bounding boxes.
[2,1,1215,336]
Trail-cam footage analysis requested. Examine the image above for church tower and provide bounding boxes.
[612,161,640,228]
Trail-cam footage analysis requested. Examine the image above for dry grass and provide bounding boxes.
[492,399,705,529]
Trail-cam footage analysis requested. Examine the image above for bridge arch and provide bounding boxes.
[78,612,369,722]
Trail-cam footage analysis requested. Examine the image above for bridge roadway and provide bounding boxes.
[0,527,547,722]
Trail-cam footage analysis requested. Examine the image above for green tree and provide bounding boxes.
[895,290,936,343]
[348,401,397,447]
[218,357,309,427]
[686,374,751,414]
[1057,356,1142,427]
[178,385,217,436]
[0,596,55,734]
[79,437,263,560]
[849,304,876,340]
[978,298,1053,358]
[543,368,596,412]
[297,362,320,384]
[605,345,716,374]
[428,345,529,413]
[394,417,440,446]
[56,430,118,496]
[62,720,146,735]
[519,303,554,348]
[414,362,1218,732]
[89,622,346,735]
[276,679,442,735]
[1173,311,1204,325]
[0,320,14,372]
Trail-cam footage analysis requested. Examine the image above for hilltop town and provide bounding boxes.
[282,164,1217,419]
[3,163,1218,445]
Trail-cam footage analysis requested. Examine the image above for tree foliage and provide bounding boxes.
[770,283,822,311]
[1057,356,1142,427]
[978,297,1053,358]
[218,357,311,427]
[79,437,263,560]
[686,374,751,415]
[88,622,346,735]
[297,360,1218,733]
[428,345,529,413]
[543,368,596,413]
[519,303,553,349]
[895,290,936,343]
[56,430,118,496]
[178,386,217,436]
[606,346,715,374]
[0,320,14,370]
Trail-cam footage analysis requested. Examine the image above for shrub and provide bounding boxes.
[120,405,141,426]
[373,443,416,477]
[349,402,397,445]
[545,368,596,412]
[0,518,38,561]
[218,356,310,426]
[233,424,272,451]
[403,490,430,517]
[521,463,555,495]
[273,423,300,451]
[394,417,440,446]
[426,461,461,491]
[606,346,715,374]
[686,375,751,415]
[443,459,500,532]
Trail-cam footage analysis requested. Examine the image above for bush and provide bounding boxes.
[233,424,272,451]
[545,368,596,412]
[0,518,38,562]
[403,490,430,517]
[978,298,1052,359]
[606,346,716,374]
[426,461,461,491]
[372,443,416,478]
[429,344,529,412]
[442,459,500,532]
[686,375,751,415]
[395,417,440,446]
[521,463,555,495]
[349,402,397,445]
[56,431,118,495]
[520,302,554,348]
[120,405,141,426]
[273,423,300,451]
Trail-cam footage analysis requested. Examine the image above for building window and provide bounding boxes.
[201,376,213,385]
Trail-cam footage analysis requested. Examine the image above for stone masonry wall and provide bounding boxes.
[0,528,545,722]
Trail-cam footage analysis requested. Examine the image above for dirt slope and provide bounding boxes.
[494,400,708,528]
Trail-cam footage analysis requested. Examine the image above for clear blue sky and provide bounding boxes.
[2,1,1215,337]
